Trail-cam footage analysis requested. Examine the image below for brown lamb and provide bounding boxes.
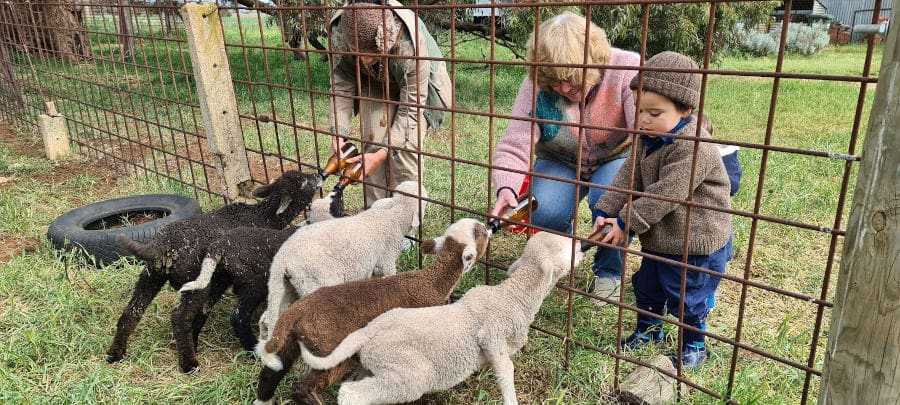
[253,218,491,405]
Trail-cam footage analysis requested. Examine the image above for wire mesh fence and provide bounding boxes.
[0,0,889,403]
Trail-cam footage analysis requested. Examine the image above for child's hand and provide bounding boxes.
[593,217,626,245]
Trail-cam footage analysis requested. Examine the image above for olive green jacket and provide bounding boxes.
[328,0,452,149]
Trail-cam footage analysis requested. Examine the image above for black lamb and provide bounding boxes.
[106,170,321,371]
[172,190,345,373]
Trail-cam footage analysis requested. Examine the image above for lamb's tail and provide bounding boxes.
[116,234,161,262]
[255,316,295,371]
[300,328,370,370]
[255,338,284,371]
[179,255,218,292]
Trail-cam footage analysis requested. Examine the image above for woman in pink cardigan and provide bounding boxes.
[490,12,639,304]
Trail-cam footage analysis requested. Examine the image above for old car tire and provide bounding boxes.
[47,194,202,266]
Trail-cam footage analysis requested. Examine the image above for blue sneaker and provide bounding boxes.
[672,345,707,371]
[621,330,664,351]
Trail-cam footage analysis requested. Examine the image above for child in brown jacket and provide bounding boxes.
[592,51,733,370]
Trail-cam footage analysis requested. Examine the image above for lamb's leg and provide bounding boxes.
[256,341,300,404]
[337,375,424,405]
[231,278,267,351]
[190,273,232,344]
[485,349,519,405]
[171,286,211,374]
[293,359,354,405]
[260,275,298,340]
[373,258,397,277]
[106,269,167,363]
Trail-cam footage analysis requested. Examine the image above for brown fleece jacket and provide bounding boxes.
[594,118,732,255]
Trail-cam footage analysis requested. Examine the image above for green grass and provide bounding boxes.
[0,15,885,404]
[718,43,882,76]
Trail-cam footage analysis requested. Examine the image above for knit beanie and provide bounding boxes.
[630,51,701,109]
[339,3,402,53]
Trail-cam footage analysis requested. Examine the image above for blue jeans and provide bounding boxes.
[631,237,732,346]
[531,158,626,279]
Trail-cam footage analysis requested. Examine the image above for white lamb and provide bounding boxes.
[299,231,584,405]
[258,181,425,341]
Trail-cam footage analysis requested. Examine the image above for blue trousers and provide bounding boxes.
[530,158,627,278]
[632,237,732,344]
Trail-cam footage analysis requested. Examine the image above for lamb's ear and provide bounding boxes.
[539,258,558,289]
[252,183,273,199]
[276,195,293,215]
[461,245,478,272]
[420,238,440,254]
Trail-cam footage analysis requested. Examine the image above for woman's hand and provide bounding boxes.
[346,149,388,180]
[593,216,626,246]
[490,188,519,231]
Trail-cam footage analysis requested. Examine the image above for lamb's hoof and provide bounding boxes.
[180,360,200,374]
[241,339,259,353]
[106,352,123,364]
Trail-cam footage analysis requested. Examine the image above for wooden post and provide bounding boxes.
[38,101,71,160]
[180,2,253,202]
[819,7,900,404]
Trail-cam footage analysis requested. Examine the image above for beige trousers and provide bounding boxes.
[358,81,423,208]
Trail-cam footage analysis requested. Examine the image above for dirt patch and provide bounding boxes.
[0,235,40,265]
[0,124,126,200]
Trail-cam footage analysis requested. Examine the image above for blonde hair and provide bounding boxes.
[526,12,611,91]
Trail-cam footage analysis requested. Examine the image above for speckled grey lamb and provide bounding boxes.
[257,181,426,342]
[254,218,491,405]
[299,231,584,405]
[170,190,345,374]
[106,170,321,371]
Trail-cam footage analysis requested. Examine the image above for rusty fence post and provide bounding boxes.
[818,7,899,404]
[180,2,253,202]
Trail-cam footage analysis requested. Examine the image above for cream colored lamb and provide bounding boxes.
[300,231,584,405]
[258,181,425,341]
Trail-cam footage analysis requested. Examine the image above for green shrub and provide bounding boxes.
[735,22,830,56]
[780,23,830,55]
[739,30,779,56]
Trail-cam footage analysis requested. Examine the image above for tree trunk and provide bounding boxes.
[0,41,26,110]
[118,0,134,60]
[158,0,180,36]
[2,0,93,62]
